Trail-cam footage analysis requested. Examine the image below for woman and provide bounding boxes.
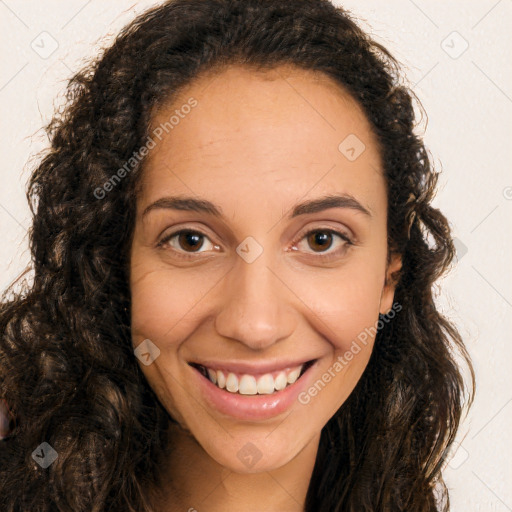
[0,0,475,510]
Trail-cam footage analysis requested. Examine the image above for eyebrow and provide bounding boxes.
[142,193,372,219]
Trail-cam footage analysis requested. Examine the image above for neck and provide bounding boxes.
[151,422,320,512]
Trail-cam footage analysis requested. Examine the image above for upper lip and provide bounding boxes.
[188,358,316,375]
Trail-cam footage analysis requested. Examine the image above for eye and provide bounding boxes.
[157,229,218,257]
[291,228,353,260]
[157,227,353,261]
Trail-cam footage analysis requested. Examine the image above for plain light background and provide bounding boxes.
[1,1,511,510]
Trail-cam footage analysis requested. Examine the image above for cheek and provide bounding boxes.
[129,259,221,343]
[292,262,386,417]
[129,264,208,424]
[289,258,386,353]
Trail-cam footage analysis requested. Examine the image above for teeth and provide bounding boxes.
[216,370,226,389]
[203,364,306,395]
[207,368,217,384]
[274,372,287,391]
[239,375,257,395]
[226,372,239,393]
[257,374,275,395]
[287,368,301,384]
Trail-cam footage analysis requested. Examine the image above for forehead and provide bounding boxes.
[139,64,385,215]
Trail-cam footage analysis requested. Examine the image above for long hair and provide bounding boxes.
[0,1,475,510]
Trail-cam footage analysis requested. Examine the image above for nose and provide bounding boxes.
[214,250,296,351]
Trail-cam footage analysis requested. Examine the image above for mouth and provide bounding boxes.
[188,360,316,396]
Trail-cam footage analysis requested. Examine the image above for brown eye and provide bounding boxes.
[307,231,334,252]
[177,231,205,252]
[158,229,217,255]
[293,228,353,260]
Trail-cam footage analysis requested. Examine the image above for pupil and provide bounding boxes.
[309,231,332,252]
[180,232,203,251]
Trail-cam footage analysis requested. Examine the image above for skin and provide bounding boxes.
[129,64,402,512]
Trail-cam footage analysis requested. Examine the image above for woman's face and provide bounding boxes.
[129,64,401,473]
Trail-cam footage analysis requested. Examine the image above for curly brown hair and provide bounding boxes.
[0,0,475,510]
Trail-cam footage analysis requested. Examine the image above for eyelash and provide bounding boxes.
[157,228,354,261]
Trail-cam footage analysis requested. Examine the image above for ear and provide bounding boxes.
[379,252,402,315]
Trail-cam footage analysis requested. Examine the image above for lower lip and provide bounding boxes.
[189,361,318,421]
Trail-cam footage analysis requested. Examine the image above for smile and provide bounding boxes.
[190,361,315,395]
[188,358,318,420]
